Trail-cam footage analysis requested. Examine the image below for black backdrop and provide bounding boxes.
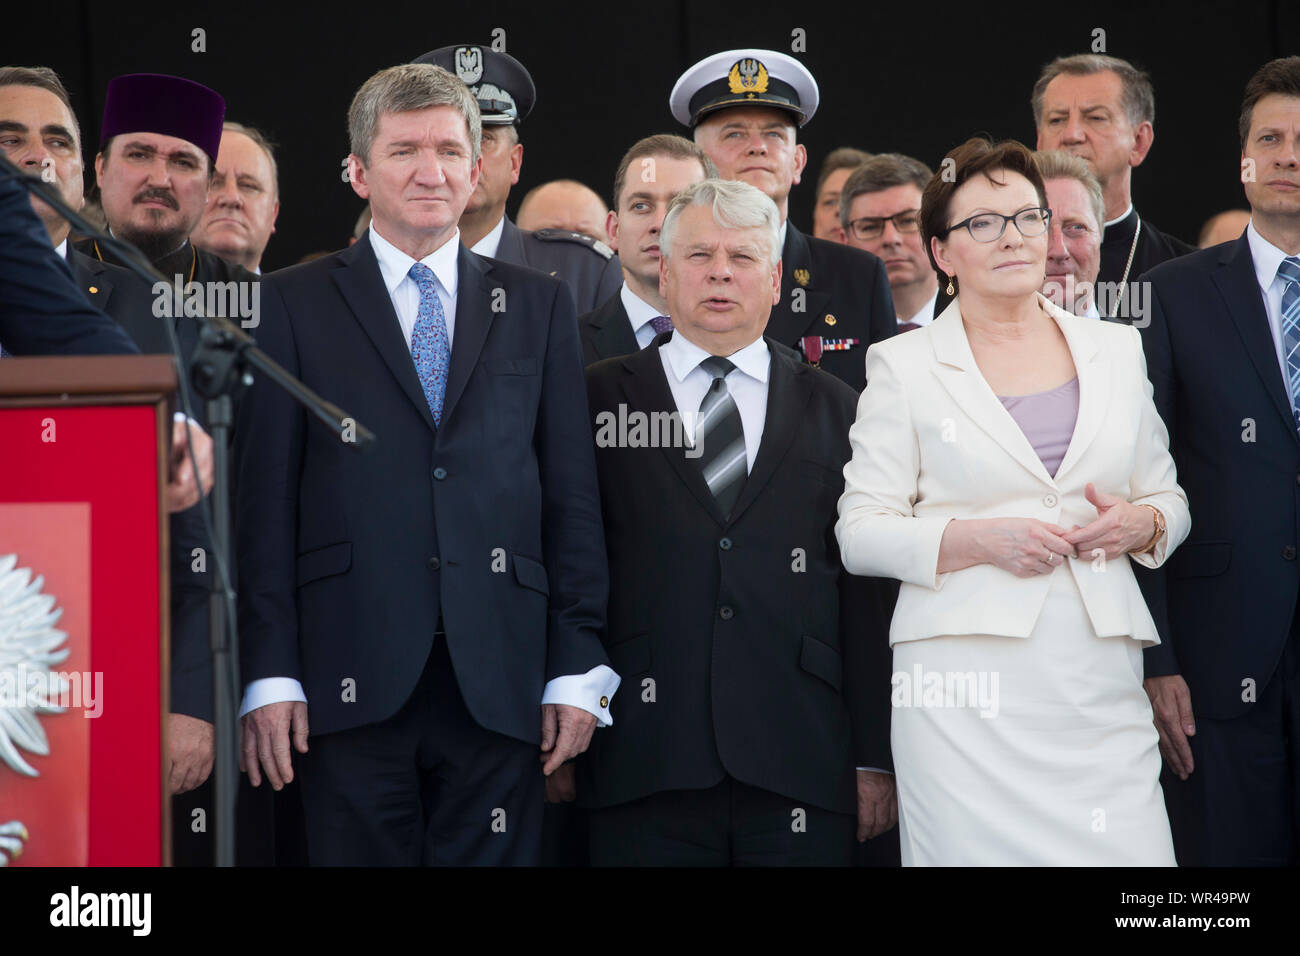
[7,0,1298,272]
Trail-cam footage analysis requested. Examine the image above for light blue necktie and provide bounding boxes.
[1278,256,1300,434]
[407,262,451,425]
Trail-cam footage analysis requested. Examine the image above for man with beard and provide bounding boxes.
[76,73,258,415]
[412,45,621,313]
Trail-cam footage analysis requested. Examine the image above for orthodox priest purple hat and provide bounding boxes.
[100,73,226,162]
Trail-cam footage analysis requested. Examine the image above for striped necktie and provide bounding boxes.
[695,355,747,518]
[1278,256,1300,434]
[408,263,451,426]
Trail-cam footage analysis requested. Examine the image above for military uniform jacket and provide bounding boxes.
[767,224,897,391]
[494,216,622,315]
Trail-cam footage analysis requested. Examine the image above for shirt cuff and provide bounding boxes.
[856,767,894,774]
[239,677,308,718]
[541,665,621,727]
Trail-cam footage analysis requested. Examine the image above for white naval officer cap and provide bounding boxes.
[669,49,819,128]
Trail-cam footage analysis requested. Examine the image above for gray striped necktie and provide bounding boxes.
[1279,256,1300,435]
[695,355,747,517]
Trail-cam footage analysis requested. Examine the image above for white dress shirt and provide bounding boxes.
[901,291,937,328]
[621,283,665,350]
[1246,220,1292,386]
[469,214,506,259]
[659,332,769,472]
[240,222,620,724]
[1081,298,1101,320]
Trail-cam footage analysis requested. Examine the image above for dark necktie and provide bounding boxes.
[695,355,746,518]
[650,315,673,334]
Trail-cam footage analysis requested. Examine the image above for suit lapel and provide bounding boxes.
[440,247,494,428]
[495,216,525,265]
[332,233,437,434]
[726,341,810,524]
[1047,299,1109,482]
[1212,235,1299,446]
[620,340,727,525]
[929,297,1056,485]
[589,293,639,360]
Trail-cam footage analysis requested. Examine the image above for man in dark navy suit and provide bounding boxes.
[234,63,616,866]
[1134,57,1300,865]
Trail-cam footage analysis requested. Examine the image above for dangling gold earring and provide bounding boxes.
[946,275,955,296]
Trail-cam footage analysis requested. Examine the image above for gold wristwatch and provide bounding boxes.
[1132,504,1166,555]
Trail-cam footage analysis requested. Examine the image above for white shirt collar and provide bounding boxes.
[1103,202,1135,229]
[369,223,460,299]
[469,215,506,258]
[55,238,68,260]
[620,282,663,333]
[1082,298,1101,320]
[903,290,937,327]
[778,219,788,252]
[661,330,771,386]
[1247,219,1290,297]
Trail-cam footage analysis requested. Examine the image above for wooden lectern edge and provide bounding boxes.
[1,354,179,865]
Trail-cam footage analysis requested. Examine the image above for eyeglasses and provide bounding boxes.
[847,210,920,241]
[945,207,1052,243]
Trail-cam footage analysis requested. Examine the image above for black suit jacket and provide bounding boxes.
[0,174,136,356]
[1133,234,1300,719]
[578,289,638,366]
[1100,208,1194,290]
[494,217,623,315]
[234,232,610,743]
[577,334,895,814]
[66,247,214,723]
[766,224,896,391]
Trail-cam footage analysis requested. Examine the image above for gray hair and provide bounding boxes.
[839,153,933,230]
[348,63,481,166]
[222,121,278,198]
[660,178,782,268]
[1033,149,1105,232]
[1031,54,1155,130]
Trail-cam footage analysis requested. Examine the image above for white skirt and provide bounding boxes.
[891,567,1175,866]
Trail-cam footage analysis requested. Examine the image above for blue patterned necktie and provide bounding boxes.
[650,315,673,334]
[1278,256,1300,434]
[408,262,451,425]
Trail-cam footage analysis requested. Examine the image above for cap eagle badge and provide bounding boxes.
[727,58,769,94]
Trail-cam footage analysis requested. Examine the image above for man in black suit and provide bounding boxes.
[414,45,621,314]
[670,50,896,390]
[235,63,616,866]
[1134,57,1300,865]
[579,134,713,366]
[1033,54,1194,316]
[578,178,895,866]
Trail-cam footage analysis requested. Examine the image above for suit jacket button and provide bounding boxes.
[599,696,609,708]
[428,556,441,570]
[1284,546,1297,560]
[719,537,733,550]
[719,605,734,620]
[1043,493,1058,507]
[433,467,447,480]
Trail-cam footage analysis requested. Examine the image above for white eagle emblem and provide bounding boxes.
[455,47,484,85]
[0,553,70,865]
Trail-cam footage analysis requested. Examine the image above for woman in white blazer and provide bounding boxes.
[835,138,1188,866]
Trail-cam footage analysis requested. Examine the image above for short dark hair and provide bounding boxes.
[919,137,1048,283]
[1239,56,1300,149]
[1031,54,1155,129]
[0,65,81,144]
[814,146,872,198]
[611,133,714,210]
[838,153,933,230]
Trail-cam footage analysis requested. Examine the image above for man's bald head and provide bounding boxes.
[515,178,609,240]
